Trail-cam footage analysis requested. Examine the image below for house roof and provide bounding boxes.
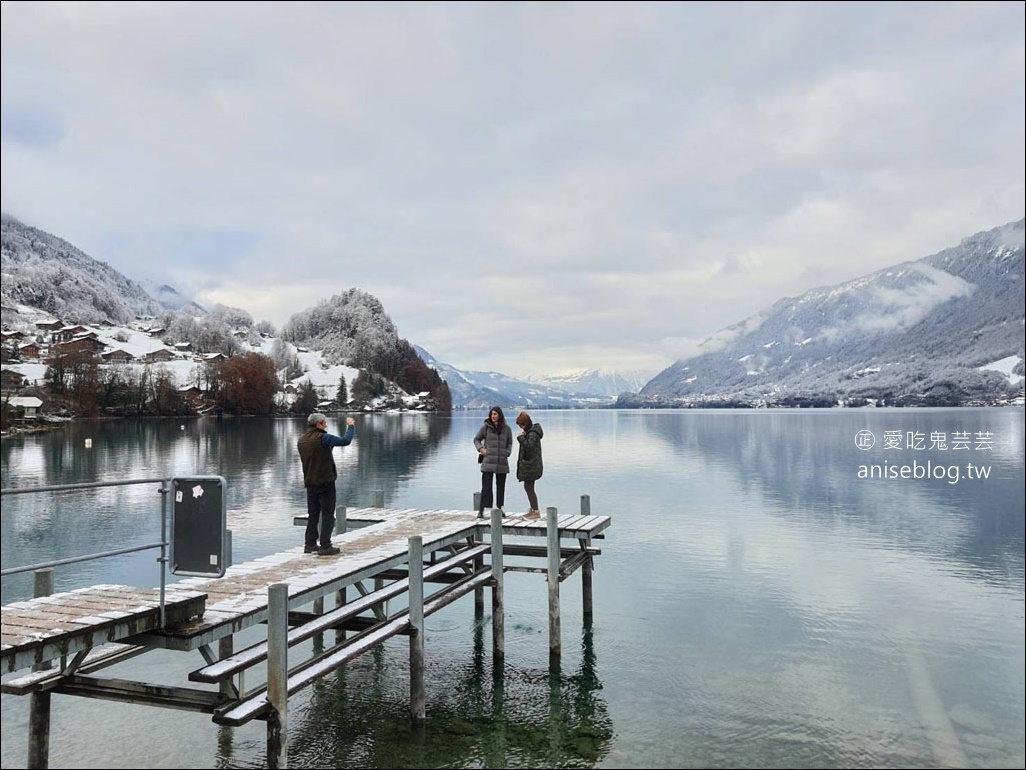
[9,396,43,408]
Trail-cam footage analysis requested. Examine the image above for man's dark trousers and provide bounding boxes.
[306,481,336,549]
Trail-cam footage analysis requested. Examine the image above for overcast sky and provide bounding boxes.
[2,2,1023,378]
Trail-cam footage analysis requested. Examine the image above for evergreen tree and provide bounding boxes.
[292,380,318,414]
[336,373,348,406]
[350,369,377,406]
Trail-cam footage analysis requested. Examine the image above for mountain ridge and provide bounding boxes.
[629,219,1024,407]
[5,210,1021,409]
[413,346,633,409]
[1,213,207,321]
[2,211,619,409]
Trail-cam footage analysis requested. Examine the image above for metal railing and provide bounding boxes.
[1,477,173,625]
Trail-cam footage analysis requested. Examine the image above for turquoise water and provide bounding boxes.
[2,409,1023,768]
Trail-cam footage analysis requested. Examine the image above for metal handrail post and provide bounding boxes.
[1,476,188,630]
[158,478,170,627]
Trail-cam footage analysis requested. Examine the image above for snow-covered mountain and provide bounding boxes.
[1,212,205,320]
[527,368,653,399]
[143,281,207,316]
[414,347,625,409]
[1,209,644,410]
[2,300,438,414]
[1,212,449,412]
[282,290,450,410]
[630,219,1025,407]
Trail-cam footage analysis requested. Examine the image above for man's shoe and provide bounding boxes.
[304,545,317,554]
[316,545,341,556]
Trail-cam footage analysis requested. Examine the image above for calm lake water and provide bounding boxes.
[1,409,1023,769]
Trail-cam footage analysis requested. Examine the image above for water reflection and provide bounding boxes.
[343,413,453,509]
[276,617,612,769]
[1,415,452,497]
[2,410,1022,770]
[0,416,452,599]
[643,410,1025,581]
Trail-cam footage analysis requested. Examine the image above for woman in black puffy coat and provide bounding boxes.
[515,411,544,519]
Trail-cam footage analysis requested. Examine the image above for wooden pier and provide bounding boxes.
[1,502,610,768]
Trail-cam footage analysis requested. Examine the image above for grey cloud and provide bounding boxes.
[0,107,66,148]
[1,2,1022,378]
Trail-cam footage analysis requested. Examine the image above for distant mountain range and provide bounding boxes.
[627,219,1024,407]
[4,209,1021,408]
[0,211,647,408]
[413,346,650,408]
[526,368,651,398]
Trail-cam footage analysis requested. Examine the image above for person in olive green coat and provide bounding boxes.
[515,411,544,519]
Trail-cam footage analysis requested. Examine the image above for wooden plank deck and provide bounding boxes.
[1,586,207,674]
[135,509,484,651]
[2,508,611,669]
[324,506,611,540]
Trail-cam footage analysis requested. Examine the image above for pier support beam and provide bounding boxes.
[581,495,593,617]
[473,492,484,615]
[547,507,561,658]
[218,635,234,698]
[266,584,288,769]
[490,508,505,664]
[28,568,53,770]
[335,507,347,643]
[372,495,385,609]
[312,594,324,649]
[335,504,348,537]
[408,536,425,722]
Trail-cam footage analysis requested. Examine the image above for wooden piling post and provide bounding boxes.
[218,634,235,699]
[312,594,324,649]
[547,506,561,658]
[473,492,484,613]
[31,571,53,650]
[408,536,426,722]
[371,495,385,604]
[490,507,504,662]
[335,506,347,642]
[580,495,593,616]
[27,684,51,770]
[266,583,288,769]
[28,568,53,770]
